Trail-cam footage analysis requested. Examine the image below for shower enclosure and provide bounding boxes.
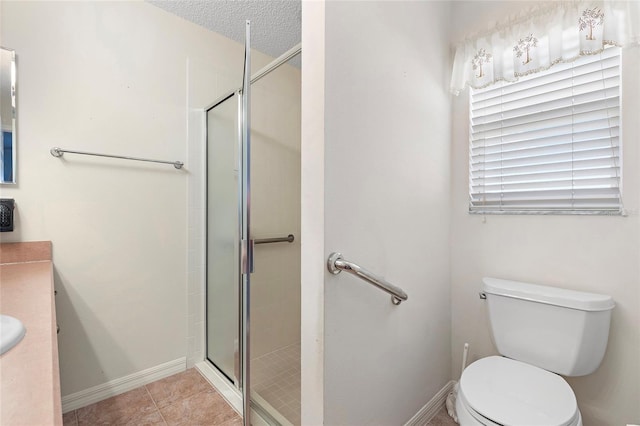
[205,27,301,426]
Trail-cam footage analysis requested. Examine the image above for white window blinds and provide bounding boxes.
[469,47,622,215]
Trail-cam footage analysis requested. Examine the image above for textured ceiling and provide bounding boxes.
[148,0,301,60]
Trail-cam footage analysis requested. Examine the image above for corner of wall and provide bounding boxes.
[300,0,326,424]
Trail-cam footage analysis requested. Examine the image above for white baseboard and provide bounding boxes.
[61,357,187,413]
[404,380,456,426]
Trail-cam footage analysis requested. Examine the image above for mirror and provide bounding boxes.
[1,47,16,184]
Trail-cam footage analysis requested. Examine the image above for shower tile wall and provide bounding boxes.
[250,68,301,360]
[252,343,301,425]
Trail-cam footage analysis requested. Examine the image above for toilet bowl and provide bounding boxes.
[454,277,614,426]
[455,356,582,426]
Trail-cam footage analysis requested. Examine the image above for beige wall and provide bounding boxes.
[450,2,640,425]
[300,1,326,423]
[319,2,453,424]
[0,0,283,399]
[1,0,188,396]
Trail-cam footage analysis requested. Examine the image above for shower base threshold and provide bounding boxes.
[196,359,294,426]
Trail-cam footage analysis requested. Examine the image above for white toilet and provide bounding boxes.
[456,277,615,426]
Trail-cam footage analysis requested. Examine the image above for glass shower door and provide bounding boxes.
[206,20,301,425]
[206,21,253,426]
[248,52,301,426]
[206,92,241,386]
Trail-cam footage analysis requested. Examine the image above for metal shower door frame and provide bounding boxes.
[239,19,253,426]
[204,28,301,425]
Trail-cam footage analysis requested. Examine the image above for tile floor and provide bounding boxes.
[62,365,456,426]
[62,369,241,426]
[252,343,301,425]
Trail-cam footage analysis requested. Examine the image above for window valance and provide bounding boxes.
[451,1,640,95]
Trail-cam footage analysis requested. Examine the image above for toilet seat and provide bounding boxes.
[458,356,580,426]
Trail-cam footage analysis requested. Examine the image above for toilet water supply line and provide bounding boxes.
[461,343,469,378]
[446,343,469,422]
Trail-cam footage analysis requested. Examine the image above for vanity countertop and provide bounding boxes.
[0,242,62,426]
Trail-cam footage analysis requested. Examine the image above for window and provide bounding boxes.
[469,47,622,215]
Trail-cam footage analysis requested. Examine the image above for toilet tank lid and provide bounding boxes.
[482,277,615,312]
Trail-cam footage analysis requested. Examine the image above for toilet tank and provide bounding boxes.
[482,277,614,376]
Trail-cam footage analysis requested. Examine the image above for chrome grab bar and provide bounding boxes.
[327,252,408,305]
[254,234,295,245]
[50,147,184,169]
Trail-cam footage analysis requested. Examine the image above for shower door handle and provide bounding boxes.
[241,239,255,274]
[249,239,254,273]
